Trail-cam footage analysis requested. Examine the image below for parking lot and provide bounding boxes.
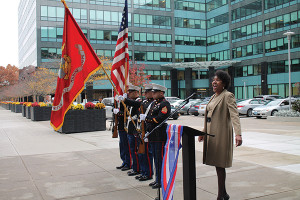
[1,108,300,199]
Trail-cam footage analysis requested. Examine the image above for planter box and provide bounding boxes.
[9,104,12,110]
[59,109,106,134]
[25,106,31,119]
[30,107,52,121]
[22,106,26,117]
[15,105,22,113]
[3,104,9,110]
[11,104,16,112]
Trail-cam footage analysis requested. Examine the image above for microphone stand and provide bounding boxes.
[145,93,214,139]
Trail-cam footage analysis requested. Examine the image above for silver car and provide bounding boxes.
[198,101,209,116]
[252,99,290,119]
[237,99,267,117]
[101,97,114,119]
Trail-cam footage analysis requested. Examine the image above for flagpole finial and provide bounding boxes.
[61,0,68,9]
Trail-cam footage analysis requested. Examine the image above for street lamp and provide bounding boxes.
[283,30,295,110]
[162,72,166,87]
[242,80,247,99]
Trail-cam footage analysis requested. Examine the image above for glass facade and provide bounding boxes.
[231,0,262,21]
[18,0,300,99]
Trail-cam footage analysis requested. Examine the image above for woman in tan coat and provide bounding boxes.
[198,70,242,200]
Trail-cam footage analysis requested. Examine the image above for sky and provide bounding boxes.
[0,0,20,67]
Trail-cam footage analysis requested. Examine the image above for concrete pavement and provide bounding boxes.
[0,108,300,200]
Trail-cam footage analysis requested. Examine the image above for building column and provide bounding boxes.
[171,69,178,97]
[185,68,193,97]
[261,62,268,95]
[86,83,94,102]
[228,66,234,93]
[208,66,215,96]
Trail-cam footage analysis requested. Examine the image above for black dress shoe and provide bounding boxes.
[128,171,139,176]
[223,194,230,200]
[139,175,153,181]
[135,174,143,179]
[154,198,159,200]
[116,164,125,169]
[121,166,130,171]
[149,181,156,186]
[152,183,161,189]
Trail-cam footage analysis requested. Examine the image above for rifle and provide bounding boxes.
[144,93,215,139]
[138,88,145,154]
[112,99,118,138]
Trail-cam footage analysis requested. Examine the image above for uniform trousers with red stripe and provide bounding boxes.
[118,130,131,168]
[127,134,140,172]
[151,141,165,184]
[139,142,153,178]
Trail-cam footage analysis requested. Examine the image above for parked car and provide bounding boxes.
[170,99,184,108]
[179,99,201,115]
[101,97,114,119]
[170,105,179,120]
[237,99,267,117]
[198,101,209,116]
[252,99,291,118]
[165,97,180,103]
[254,95,283,100]
[188,101,202,116]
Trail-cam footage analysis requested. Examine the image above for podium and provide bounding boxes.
[182,126,208,200]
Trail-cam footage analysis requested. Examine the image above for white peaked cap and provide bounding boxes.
[128,83,140,91]
[152,83,166,92]
[144,84,153,91]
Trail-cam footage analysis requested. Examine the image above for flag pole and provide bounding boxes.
[124,59,128,132]
[99,63,139,132]
[61,0,69,9]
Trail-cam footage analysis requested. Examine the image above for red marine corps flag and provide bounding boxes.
[50,1,101,131]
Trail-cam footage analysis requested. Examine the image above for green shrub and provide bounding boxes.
[292,100,300,112]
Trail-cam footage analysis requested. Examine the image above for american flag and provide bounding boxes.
[162,124,183,200]
[111,0,129,96]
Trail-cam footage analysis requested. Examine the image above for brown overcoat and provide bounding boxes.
[203,90,241,168]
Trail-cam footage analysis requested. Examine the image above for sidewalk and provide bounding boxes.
[0,108,300,200]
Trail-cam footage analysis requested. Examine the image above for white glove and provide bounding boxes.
[113,108,119,114]
[123,93,127,99]
[114,95,119,101]
[140,114,146,121]
[144,138,148,142]
[128,116,132,121]
[118,95,125,101]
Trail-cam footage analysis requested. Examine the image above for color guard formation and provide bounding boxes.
[113,83,171,191]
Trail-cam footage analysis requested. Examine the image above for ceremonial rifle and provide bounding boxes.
[112,99,118,138]
[144,93,215,139]
[138,87,145,154]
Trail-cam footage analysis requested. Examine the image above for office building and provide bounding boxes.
[18,0,300,99]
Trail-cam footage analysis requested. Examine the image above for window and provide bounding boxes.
[207,13,228,29]
[232,0,262,22]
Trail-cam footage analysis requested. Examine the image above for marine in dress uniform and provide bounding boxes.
[146,83,171,189]
[114,97,131,171]
[136,84,154,181]
[118,84,142,176]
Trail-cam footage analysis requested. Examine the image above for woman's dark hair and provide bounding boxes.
[215,70,231,90]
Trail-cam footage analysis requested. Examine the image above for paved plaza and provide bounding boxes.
[0,107,300,200]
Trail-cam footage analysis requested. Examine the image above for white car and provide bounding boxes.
[237,99,267,117]
[198,101,209,116]
[170,99,184,108]
[252,99,291,119]
[101,97,114,119]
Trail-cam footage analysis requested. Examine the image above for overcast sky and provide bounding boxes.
[0,0,20,67]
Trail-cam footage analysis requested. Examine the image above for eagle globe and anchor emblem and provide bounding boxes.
[53,44,86,112]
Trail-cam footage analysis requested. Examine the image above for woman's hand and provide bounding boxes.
[235,135,242,147]
[198,136,204,142]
